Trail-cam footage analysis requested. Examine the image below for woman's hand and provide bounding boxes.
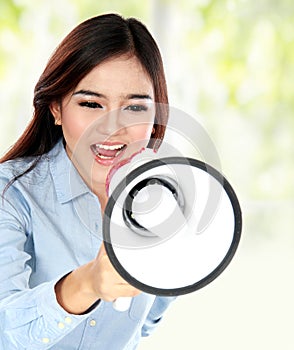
[89,243,141,302]
[55,243,141,314]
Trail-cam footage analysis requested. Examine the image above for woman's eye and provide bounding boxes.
[125,105,148,112]
[79,101,102,109]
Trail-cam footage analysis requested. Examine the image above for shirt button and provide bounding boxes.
[89,319,96,327]
[65,317,72,324]
[42,338,50,344]
[58,322,65,329]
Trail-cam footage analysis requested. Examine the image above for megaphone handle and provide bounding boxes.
[113,297,132,312]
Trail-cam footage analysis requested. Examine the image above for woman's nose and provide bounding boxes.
[95,109,125,136]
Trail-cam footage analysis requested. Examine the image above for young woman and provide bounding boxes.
[0,13,174,349]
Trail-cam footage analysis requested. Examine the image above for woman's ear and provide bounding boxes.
[49,101,62,125]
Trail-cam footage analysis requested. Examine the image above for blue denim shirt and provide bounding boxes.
[0,140,175,349]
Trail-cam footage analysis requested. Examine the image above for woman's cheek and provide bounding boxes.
[63,116,90,141]
[129,125,153,142]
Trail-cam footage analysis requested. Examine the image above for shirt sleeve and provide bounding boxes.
[0,277,93,349]
[0,181,95,349]
[141,296,176,337]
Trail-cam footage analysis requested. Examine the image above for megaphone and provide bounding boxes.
[70,105,242,312]
[102,108,242,311]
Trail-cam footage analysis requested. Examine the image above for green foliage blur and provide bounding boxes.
[0,0,293,202]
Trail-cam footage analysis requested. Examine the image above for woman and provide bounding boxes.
[0,13,174,349]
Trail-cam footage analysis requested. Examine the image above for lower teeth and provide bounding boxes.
[97,149,123,160]
[98,154,113,159]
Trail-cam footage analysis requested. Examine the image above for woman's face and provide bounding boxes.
[50,54,155,196]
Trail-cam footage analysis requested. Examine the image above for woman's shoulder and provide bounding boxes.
[0,141,65,189]
[0,156,37,180]
[0,141,64,179]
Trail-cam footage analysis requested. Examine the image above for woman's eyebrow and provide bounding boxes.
[72,90,153,100]
[126,94,153,100]
[72,89,106,98]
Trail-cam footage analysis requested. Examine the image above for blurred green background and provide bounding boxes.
[1,0,293,349]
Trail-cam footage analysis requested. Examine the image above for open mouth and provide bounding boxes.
[90,143,127,163]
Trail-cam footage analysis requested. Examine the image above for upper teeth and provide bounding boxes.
[96,144,125,150]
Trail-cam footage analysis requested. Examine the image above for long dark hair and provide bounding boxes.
[0,13,168,167]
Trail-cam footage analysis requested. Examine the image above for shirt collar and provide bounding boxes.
[48,140,90,204]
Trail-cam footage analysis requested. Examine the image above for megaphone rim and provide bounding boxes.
[103,156,242,296]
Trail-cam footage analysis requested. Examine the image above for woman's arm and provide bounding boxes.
[55,243,140,315]
[0,184,91,349]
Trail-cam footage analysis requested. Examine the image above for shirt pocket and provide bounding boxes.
[128,293,156,321]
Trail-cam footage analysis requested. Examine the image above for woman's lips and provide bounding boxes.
[105,147,146,195]
[90,143,127,166]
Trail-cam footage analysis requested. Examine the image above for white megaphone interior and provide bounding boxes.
[106,107,236,290]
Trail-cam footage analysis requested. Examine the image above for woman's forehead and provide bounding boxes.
[75,55,154,98]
